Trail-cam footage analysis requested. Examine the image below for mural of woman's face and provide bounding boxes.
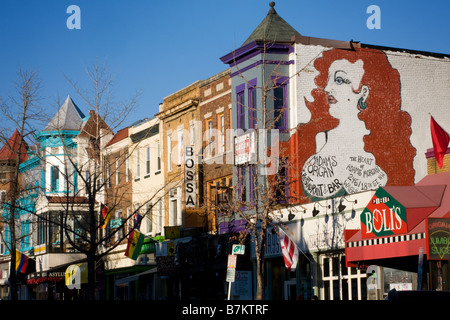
[324,59,369,119]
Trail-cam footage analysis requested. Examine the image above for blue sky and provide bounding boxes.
[1,0,450,131]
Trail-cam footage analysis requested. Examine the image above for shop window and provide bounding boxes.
[321,253,368,300]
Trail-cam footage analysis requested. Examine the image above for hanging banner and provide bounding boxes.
[427,217,450,260]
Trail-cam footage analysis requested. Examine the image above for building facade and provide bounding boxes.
[199,69,233,234]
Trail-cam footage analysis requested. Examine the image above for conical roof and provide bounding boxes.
[242,1,300,46]
[44,95,85,131]
[0,129,29,162]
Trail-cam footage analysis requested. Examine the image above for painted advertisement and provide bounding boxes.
[286,44,450,202]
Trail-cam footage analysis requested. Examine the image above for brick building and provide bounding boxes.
[199,69,233,233]
[156,81,205,231]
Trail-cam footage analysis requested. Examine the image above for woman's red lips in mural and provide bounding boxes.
[328,95,337,104]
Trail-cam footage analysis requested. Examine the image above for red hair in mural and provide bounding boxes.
[286,47,416,202]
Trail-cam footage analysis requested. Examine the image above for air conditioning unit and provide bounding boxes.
[169,188,178,197]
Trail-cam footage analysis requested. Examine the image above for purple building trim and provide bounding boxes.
[219,219,247,235]
[230,60,294,78]
[220,40,294,66]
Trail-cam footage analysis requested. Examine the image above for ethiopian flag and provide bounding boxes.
[16,250,29,273]
[125,229,144,260]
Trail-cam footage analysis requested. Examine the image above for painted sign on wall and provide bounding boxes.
[360,188,407,238]
[286,46,425,202]
[427,217,450,260]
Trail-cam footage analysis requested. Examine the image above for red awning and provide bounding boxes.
[345,171,450,267]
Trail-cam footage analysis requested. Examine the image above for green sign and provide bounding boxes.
[140,236,165,254]
[360,188,407,238]
[427,218,450,260]
[232,244,245,255]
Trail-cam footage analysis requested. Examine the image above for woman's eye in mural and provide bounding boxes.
[334,71,351,85]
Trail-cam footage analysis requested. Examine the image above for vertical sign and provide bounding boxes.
[184,146,195,207]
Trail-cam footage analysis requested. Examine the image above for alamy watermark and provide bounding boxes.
[67,5,81,30]
[366,5,381,30]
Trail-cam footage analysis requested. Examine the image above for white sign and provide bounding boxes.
[234,131,256,165]
[226,254,237,282]
[184,146,196,207]
[232,244,245,255]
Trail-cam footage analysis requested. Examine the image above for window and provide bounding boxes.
[321,253,368,300]
[158,200,163,234]
[274,84,287,131]
[115,156,120,185]
[190,123,195,145]
[21,220,30,250]
[145,203,153,234]
[237,91,245,130]
[51,166,59,192]
[238,166,247,203]
[0,190,6,204]
[249,164,256,204]
[170,198,178,226]
[207,120,213,156]
[167,135,172,171]
[156,141,161,172]
[248,79,257,129]
[37,214,47,245]
[146,146,150,176]
[218,114,225,153]
[177,130,183,166]
[275,158,289,203]
[106,161,111,188]
[125,153,130,182]
[135,149,140,179]
[169,188,180,226]
[114,210,123,241]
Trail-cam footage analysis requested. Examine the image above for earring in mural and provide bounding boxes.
[358,97,367,110]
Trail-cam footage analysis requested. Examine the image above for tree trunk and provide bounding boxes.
[87,254,96,300]
[254,228,267,300]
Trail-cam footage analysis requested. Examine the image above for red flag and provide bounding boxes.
[278,228,298,272]
[430,116,450,169]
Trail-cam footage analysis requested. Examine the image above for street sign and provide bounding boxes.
[226,254,237,283]
[227,254,237,268]
[232,244,245,255]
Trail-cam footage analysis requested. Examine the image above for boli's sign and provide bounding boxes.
[360,188,407,238]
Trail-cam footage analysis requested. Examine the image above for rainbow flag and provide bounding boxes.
[100,203,111,229]
[125,229,144,260]
[16,250,29,273]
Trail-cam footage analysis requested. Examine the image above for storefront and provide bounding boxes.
[26,268,67,300]
[345,171,450,299]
